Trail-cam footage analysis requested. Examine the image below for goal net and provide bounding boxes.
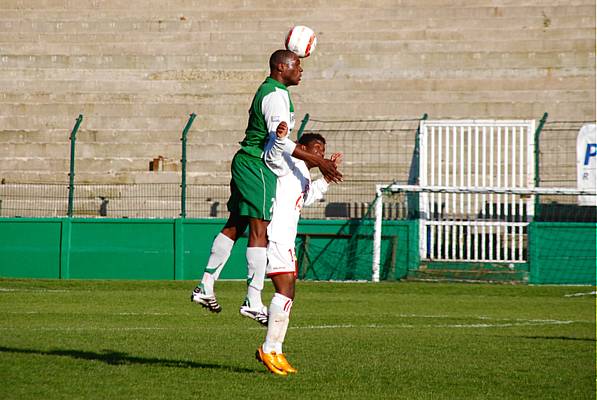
[373,184,596,284]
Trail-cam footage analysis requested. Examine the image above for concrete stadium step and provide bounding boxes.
[0,92,254,106]
[1,0,593,8]
[0,101,248,117]
[1,64,590,85]
[0,96,588,120]
[1,27,595,47]
[1,74,592,96]
[0,115,248,131]
[0,4,593,19]
[2,36,595,55]
[0,156,235,173]
[0,170,232,185]
[0,144,239,164]
[1,50,593,70]
[0,129,246,146]
[0,12,592,34]
[0,67,265,84]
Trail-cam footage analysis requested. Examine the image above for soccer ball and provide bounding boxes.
[285,25,317,58]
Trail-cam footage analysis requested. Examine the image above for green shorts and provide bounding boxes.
[227,150,277,221]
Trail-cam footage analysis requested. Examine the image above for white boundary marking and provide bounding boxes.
[0,319,580,332]
[288,319,578,330]
[0,288,69,293]
[0,312,588,332]
[564,291,597,297]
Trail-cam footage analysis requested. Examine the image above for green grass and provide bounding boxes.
[0,279,594,399]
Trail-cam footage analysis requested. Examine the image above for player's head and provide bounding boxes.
[298,133,326,169]
[269,49,302,87]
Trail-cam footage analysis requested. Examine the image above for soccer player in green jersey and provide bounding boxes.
[191,49,342,324]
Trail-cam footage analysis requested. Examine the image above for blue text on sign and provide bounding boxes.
[584,143,597,165]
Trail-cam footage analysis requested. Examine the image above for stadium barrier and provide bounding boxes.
[0,217,417,281]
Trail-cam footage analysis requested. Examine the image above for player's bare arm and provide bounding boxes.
[292,146,343,183]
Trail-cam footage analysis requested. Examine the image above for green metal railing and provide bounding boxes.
[67,114,83,218]
[180,113,196,218]
[534,112,549,217]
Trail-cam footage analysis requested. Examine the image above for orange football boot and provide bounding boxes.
[275,353,298,374]
[256,347,287,376]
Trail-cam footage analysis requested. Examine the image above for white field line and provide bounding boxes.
[564,291,597,297]
[0,319,580,332]
[287,320,578,330]
[0,313,594,332]
[1,312,591,325]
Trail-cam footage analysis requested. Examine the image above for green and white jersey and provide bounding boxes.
[240,77,295,158]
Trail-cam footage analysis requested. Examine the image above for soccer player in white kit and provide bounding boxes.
[255,121,342,375]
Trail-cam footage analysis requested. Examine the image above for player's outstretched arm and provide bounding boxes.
[292,147,343,183]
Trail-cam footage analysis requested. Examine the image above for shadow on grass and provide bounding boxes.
[0,346,260,373]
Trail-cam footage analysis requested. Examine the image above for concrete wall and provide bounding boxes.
[0,0,595,186]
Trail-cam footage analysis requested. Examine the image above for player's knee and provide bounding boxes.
[248,220,269,246]
[273,273,296,299]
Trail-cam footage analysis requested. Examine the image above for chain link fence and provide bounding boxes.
[0,116,593,219]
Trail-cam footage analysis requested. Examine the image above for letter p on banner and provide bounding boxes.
[577,124,596,206]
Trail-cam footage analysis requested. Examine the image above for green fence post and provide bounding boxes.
[176,113,195,280]
[180,113,196,219]
[62,115,82,279]
[413,113,428,183]
[534,112,548,218]
[409,113,428,219]
[67,114,83,218]
[297,113,310,140]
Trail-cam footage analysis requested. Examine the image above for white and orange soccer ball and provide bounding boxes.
[285,25,317,58]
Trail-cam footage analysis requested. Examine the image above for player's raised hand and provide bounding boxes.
[276,121,288,138]
[319,158,343,183]
[330,152,343,167]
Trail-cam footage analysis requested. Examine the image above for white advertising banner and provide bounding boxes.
[576,123,596,206]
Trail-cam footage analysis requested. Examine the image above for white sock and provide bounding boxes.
[263,293,293,354]
[199,233,234,295]
[245,247,266,309]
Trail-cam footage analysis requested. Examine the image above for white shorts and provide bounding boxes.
[266,241,297,277]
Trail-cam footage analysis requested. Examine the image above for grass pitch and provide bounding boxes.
[0,279,594,399]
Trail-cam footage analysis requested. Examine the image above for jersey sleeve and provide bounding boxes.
[264,135,296,177]
[303,177,329,207]
[262,89,291,136]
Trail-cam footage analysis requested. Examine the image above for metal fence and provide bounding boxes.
[0,115,593,219]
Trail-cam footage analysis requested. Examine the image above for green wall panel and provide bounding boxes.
[529,222,597,285]
[67,219,175,280]
[0,219,61,278]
